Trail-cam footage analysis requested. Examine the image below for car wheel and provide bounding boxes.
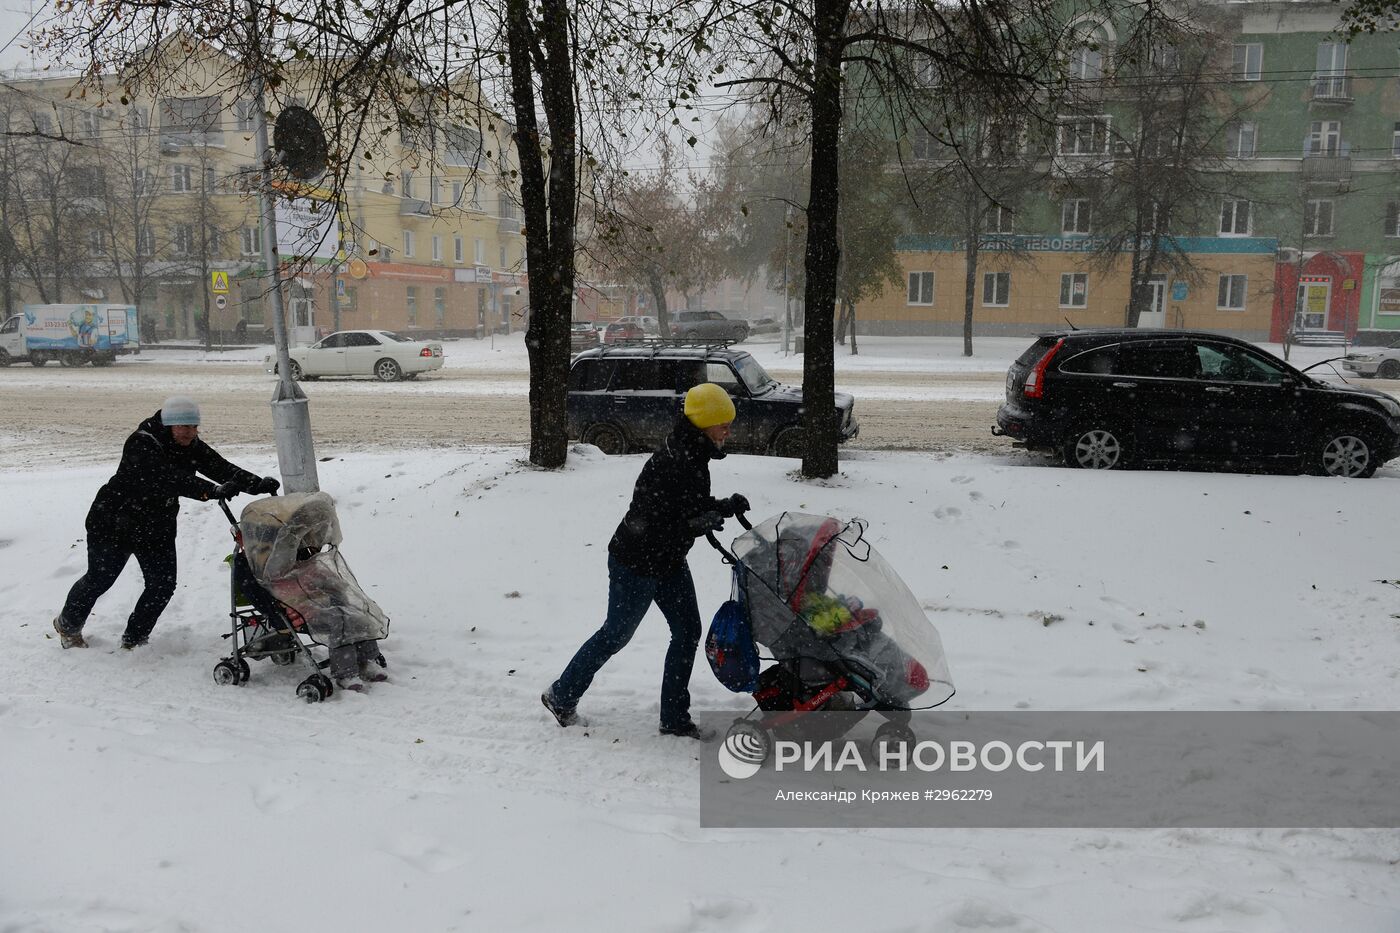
[375,358,403,382]
[1062,426,1128,470]
[0,348,10,367]
[770,426,805,459]
[288,360,303,381]
[583,424,627,455]
[1311,429,1377,478]
[1379,360,1400,380]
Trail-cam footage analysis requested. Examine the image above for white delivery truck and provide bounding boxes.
[0,304,141,367]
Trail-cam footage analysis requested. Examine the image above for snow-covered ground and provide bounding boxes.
[4,441,1399,932]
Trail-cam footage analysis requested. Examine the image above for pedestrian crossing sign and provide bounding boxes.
[211,271,229,294]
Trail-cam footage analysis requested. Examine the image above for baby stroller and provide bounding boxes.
[705,511,954,760]
[213,492,390,703]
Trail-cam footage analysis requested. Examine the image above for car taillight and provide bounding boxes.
[420,347,433,357]
[1022,338,1064,400]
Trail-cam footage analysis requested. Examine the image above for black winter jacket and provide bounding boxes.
[608,416,731,577]
[89,412,260,529]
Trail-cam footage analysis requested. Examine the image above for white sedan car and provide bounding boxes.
[1342,340,1400,380]
[265,330,445,382]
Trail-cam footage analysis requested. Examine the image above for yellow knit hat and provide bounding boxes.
[684,382,736,429]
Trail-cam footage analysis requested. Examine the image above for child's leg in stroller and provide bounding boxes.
[356,640,386,681]
[549,554,658,712]
[328,645,362,685]
[652,564,702,732]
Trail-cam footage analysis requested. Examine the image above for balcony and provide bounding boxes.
[498,215,522,235]
[1301,154,1352,186]
[1309,74,1353,104]
[399,197,431,217]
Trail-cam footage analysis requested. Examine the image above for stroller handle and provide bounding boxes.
[704,508,752,563]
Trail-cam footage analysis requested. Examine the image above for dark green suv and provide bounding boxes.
[567,345,858,456]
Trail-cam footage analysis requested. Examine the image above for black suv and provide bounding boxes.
[672,310,750,342]
[994,328,1400,478]
[568,344,858,456]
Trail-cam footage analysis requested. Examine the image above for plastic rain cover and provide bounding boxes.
[731,513,954,709]
[239,493,390,648]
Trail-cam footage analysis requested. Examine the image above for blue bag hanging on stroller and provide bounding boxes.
[706,564,761,693]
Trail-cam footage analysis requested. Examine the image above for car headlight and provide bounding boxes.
[1349,355,1375,362]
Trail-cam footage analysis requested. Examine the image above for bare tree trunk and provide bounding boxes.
[508,0,576,469]
[799,0,850,479]
[962,232,978,358]
[843,297,858,354]
[649,270,670,336]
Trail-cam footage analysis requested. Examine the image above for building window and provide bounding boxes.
[1060,272,1088,307]
[474,238,485,264]
[1314,42,1348,98]
[172,223,193,257]
[1217,274,1248,311]
[454,236,464,263]
[87,230,105,257]
[469,183,483,211]
[1226,122,1257,158]
[241,226,261,255]
[434,286,446,326]
[1069,43,1103,81]
[1058,116,1110,156]
[205,225,219,253]
[1219,199,1251,236]
[78,111,101,139]
[988,203,1014,234]
[401,171,415,199]
[1305,199,1335,237]
[982,272,1010,307]
[402,229,415,258]
[1232,43,1262,81]
[911,128,938,161]
[234,100,255,132]
[1062,199,1092,235]
[406,286,418,325]
[1377,260,1400,315]
[907,271,934,306]
[171,164,192,192]
[1392,123,1400,158]
[445,125,483,167]
[1384,202,1400,237]
[137,226,155,258]
[1306,120,1342,156]
[129,105,149,131]
[452,181,464,204]
[432,235,442,261]
[342,286,358,311]
[159,96,221,135]
[500,244,508,268]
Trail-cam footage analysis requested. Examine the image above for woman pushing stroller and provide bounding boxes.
[542,383,749,740]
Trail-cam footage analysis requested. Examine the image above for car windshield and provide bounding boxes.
[571,322,593,331]
[379,332,413,343]
[733,354,777,394]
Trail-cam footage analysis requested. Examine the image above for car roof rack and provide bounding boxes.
[595,337,741,354]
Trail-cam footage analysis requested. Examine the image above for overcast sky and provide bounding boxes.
[0,0,52,72]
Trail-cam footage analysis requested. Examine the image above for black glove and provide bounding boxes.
[211,482,243,500]
[687,511,724,535]
[252,476,281,495]
[721,493,750,517]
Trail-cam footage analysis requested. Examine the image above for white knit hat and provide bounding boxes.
[161,395,201,426]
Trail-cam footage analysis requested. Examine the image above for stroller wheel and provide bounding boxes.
[236,659,251,684]
[870,720,916,761]
[270,651,297,667]
[296,673,335,704]
[722,719,772,773]
[212,660,241,686]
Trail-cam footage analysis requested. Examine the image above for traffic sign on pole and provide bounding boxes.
[211,271,230,294]
[215,294,228,310]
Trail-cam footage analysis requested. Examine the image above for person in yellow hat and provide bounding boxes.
[543,382,751,739]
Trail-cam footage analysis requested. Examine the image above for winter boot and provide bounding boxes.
[540,690,578,727]
[336,675,367,694]
[120,634,149,650]
[53,617,87,650]
[659,721,716,741]
[359,663,388,683]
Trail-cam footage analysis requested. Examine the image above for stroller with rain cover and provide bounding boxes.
[213,492,390,703]
[705,512,954,761]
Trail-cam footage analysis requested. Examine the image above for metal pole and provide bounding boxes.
[249,0,319,493]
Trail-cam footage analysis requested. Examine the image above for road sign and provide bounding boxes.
[211,271,230,294]
[336,277,346,298]
[215,294,228,310]
[1171,281,1188,301]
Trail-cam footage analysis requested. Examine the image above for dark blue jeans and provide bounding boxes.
[551,554,702,730]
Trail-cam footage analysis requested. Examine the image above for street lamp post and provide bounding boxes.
[248,0,319,493]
